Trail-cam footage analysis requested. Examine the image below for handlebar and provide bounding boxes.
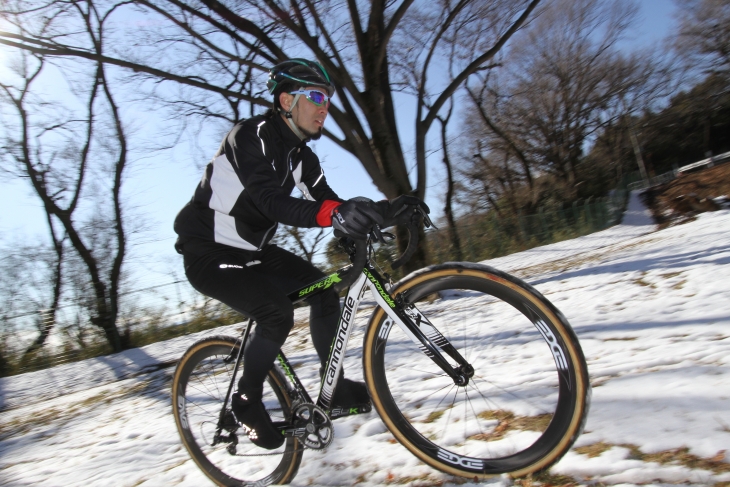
[391,219,419,270]
[391,205,434,269]
[333,238,367,293]
[332,205,435,292]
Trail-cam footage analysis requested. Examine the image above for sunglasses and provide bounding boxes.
[289,89,331,107]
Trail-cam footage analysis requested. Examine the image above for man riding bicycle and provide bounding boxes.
[174,59,427,450]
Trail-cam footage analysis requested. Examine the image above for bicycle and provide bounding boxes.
[171,212,590,486]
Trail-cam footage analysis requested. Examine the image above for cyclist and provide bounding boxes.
[174,59,426,450]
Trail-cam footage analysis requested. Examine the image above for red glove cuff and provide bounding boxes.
[316,200,342,227]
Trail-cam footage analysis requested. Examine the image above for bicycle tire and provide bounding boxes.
[362,263,590,479]
[172,335,302,486]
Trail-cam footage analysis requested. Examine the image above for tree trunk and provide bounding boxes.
[439,110,463,261]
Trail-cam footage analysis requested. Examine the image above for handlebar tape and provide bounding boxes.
[391,218,420,270]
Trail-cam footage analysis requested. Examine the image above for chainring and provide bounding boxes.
[292,403,333,450]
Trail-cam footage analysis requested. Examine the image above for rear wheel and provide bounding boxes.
[363,263,590,479]
[172,335,302,486]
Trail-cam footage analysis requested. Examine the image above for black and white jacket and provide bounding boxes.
[174,111,340,256]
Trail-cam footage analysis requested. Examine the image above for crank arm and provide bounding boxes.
[273,421,309,439]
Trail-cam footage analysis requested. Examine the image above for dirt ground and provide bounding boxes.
[641,162,730,226]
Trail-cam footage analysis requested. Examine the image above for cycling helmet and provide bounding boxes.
[267,59,335,100]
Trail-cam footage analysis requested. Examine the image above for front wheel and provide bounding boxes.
[362,263,590,479]
[172,335,302,486]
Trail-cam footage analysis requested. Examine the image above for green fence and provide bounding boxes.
[427,173,641,264]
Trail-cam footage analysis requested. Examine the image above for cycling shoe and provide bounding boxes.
[331,378,371,408]
[231,390,284,450]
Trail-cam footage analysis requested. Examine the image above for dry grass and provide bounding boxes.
[0,378,155,442]
[573,442,730,475]
[661,271,683,279]
[424,410,445,423]
[470,410,551,441]
[633,272,656,288]
[629,446,730,474]
[528,471,580,486]
[574,441,614,458]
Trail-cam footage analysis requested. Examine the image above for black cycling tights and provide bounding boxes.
[183,244,340,393]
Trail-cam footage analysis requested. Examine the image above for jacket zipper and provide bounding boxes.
[257,146,299,250]
[281,146,298,186]
[257,223,277,251]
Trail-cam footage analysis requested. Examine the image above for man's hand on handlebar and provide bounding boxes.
[375,195,433,229]
[332,197,385,241]
[331,194,434,277]
[332,195,433,244]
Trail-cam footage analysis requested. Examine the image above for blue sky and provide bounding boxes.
[1,1,680,291]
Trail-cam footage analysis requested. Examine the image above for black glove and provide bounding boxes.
[332,197,385,241]
[374,195,430,228]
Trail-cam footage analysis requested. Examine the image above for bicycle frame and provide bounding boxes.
[179,246,590,483]
[230,254,473,424]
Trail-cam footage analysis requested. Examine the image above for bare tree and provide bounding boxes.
[0,242,60,350]
[460,0,668,212]
[436,99,463,260]
[1,0,541,269]
[0,2,133,352]
[672,0,730,160]
[272,226,328,266]
[464,77,537,213]
[674,0,730,76]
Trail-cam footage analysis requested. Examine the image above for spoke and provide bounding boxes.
[439,386,460,443]
[415,381,456,405]
[186,398,220,418]
[465,377,502,413]
[463,312,469,362]
[187,375,224,403]
[464,388,485,438]
[190,357,227,402]
[464,388,468,444]
[470,374,554,416]
[390,365,447,377]
[203,355,231,403]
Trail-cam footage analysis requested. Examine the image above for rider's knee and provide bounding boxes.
[310,287,340,317]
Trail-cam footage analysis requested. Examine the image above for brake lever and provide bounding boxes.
[417,207,437,230]
[369,223,384,243]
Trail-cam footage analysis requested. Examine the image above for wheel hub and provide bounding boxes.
[454,363,474,386]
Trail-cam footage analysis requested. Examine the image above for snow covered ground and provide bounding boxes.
[1,193,729,486]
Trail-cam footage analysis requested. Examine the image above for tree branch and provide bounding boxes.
[466,84,534,190]
[0,35,270,104]
[346,0,365,54]
[378,0,415,68]
[422,0,540,131]
[137,0,267,69]
[197,0,287,60]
